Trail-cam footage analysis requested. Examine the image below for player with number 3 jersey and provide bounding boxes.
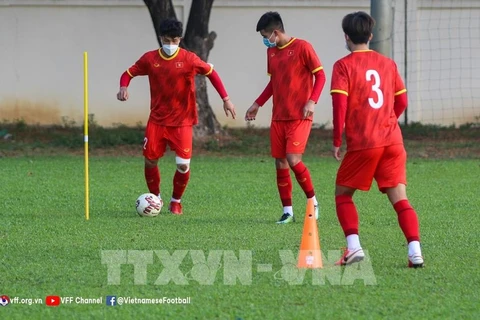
[330,11,424,268]
[331,50,406,151]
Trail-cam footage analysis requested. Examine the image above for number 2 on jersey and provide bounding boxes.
[366,69,384,109]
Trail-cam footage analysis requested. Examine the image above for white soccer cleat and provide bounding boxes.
[408,254,424,268]
[335,248,365,266]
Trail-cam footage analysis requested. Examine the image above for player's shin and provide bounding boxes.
[144,166,160,196]
[393,200,424,266]
[393,200,421,248]
[335,194,361,249]
[172,157,191,201]
[291,162,315,198]
[172,170,190,201]
[276,168,293,215]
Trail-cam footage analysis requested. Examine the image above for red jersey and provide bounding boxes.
[330,50,406,151]
[127,48,213,126]
[267,38,323,121]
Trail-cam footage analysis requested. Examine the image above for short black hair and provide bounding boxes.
[159,18,183,38]
[342,11,375,44]
[256,11,285,33]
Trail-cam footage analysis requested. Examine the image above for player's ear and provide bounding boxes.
[344,34,349,41]
[369,33,373,42]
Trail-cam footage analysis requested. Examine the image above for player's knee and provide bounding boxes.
[386,184,407,204]
[275,158,289,169]
[144,158,158,168]
[177,164,189,173]
[335,185,355,197]
[288,159,301,168]
[286,154,301,168]
[175,156,190,173]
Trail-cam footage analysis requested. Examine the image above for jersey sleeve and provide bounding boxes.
[192,53,213,76]
[394,63,407,96]
[330,60,349,96]
[302,41,323,74]
[127,53,149,77]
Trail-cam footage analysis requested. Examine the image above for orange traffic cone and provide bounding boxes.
[297,198,323,268]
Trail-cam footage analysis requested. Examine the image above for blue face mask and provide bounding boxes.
[263,32,277,48]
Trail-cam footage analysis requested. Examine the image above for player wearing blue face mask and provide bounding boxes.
[263,31,277,48]
[246,12,326,224]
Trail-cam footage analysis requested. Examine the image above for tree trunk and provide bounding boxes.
[143,0,223,137]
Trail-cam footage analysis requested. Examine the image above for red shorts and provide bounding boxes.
[270,120,312,158]
[143,121,193,160]
[336,144,407,192]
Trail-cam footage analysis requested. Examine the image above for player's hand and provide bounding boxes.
[223,99,236,119]
[303,100,315,119]
[117,87,129,101]
[245,102,260,121]
[333,146,342,161]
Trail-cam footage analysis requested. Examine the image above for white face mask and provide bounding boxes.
[345,41,351,52]
[162,43,178,56]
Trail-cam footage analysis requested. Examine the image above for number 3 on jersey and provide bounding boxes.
[366,69,384,109]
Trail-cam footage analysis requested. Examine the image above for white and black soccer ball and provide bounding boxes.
[135,193,163,217]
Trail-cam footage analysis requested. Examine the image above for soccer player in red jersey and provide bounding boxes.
[330,11,423,267]
[245,12,326,224]
[117,18,236,215]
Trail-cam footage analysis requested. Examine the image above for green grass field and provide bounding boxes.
[1,153,479,319]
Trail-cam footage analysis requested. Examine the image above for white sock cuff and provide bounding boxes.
[408,241,421,256]
[175,156,191,165]
[283,206,293,215]
[346,234,361,251]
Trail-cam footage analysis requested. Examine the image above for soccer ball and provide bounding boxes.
[135,193,163,217]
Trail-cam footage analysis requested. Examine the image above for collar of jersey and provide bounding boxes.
[277,37,296,50]
[352,49,373,53]
[158,48,180,60]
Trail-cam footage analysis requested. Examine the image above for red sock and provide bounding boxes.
[144,166,160,195]
[335,195,359,236]
[276,168,292,207]
[172,170,190,200]
[394,200,420,242]
[291,162,315,198]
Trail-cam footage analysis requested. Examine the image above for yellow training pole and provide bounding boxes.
[84,52,90,220]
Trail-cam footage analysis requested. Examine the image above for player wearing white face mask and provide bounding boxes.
[160,38,179,56]
[117,18,236,215]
